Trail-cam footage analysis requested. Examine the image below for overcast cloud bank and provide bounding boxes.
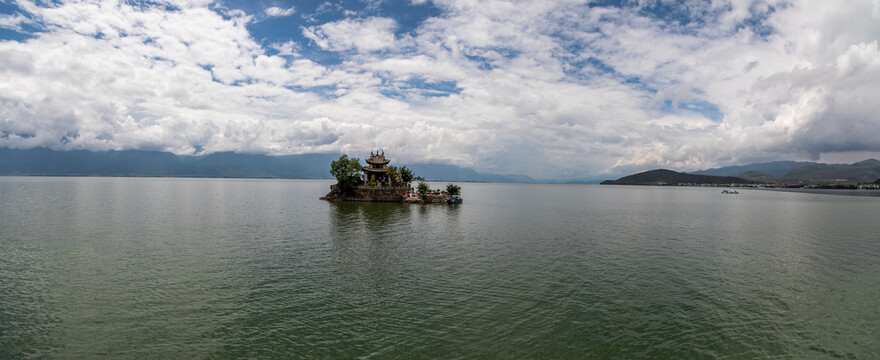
[1,0,879,178]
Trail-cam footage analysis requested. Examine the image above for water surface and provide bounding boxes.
[1,177,878,358]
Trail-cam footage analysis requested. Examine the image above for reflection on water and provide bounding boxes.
[1,178,878,359]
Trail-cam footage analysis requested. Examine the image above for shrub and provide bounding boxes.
[417,181,430,195]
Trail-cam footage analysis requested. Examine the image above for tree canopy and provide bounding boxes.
[399,166,415,183]
[330,154,362,190]
[446,183,461,195]
[386,165,400,185]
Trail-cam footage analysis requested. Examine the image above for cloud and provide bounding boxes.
[0,12,33,32]
[303,17,397,52]
[264,6,295,18]
[1,0,880,178]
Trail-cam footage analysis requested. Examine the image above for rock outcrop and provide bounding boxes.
[321,186,462,204]
[320,187,407,202]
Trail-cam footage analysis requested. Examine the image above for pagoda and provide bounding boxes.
[363,150,390,185]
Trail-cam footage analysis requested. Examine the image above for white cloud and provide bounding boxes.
[265,6,295,18]
[1,0,880,178]
[303,17,397,52]
[0,12,33,32]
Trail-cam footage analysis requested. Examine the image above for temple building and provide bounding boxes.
[363,150,390,185]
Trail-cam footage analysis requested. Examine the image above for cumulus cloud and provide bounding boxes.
[0,12,33,32]
[264,6,295,18]
[303,17,397,52]
[1,0,879,178]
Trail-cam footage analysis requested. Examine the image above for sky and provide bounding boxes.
[1,0,880,179]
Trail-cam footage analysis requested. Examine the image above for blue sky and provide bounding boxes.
[1,0,880,178]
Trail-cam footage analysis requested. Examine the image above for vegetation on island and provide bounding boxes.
[330,154,363,191]
[382,165,416,186]
[386,165,399,185]
[324,153,463,204]
[399,166,416,183]
[417,181,430,195]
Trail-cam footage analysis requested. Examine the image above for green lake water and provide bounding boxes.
[1,177,878,358]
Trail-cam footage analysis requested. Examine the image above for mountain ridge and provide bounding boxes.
[689,160,821,177]
[612,158,880,185]
[0,148,532,183]
[781,159,880,183]
[601,169,756,185]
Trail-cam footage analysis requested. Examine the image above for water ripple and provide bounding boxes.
[1,179,878,358]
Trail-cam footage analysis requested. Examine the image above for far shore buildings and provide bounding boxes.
[363,150,390,185]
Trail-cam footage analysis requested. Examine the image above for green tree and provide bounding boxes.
[386,165,400,185]
[417,181,430,195]
[369,174,376,186]
[446,183,461,196]
[399,166,415,183]
[330,154,362,191]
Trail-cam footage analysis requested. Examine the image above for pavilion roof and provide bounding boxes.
[365,155,390,165]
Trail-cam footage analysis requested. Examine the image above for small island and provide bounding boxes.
[320,151,462,204]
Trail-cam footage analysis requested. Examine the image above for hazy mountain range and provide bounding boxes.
[0,148,534,183]
[3,148,879,184]
[689,159,880,184]
[689,161,821,178]
[603,159,880,185]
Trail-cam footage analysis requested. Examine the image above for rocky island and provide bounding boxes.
[320,151,462,204]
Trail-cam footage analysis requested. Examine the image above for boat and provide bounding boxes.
[722,189,739,194]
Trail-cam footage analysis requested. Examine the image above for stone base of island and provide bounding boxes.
[320,185,462,204]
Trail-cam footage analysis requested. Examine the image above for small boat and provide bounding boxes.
[722,189,739,194]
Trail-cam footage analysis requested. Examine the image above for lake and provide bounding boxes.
[1,177,878,358]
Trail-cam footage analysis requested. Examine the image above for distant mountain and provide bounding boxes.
[407,163,535,183]
[690,161,819,177]
[0,148,187,176]
[600,169,755,185]
[782,159,880,184]
[675,158,880,184]
[736,171,780,183]
[0,148,533,183]
[563,179,605,185]
[0,148,342,179]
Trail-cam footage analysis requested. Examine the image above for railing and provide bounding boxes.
[355,185,411,190]
[330,184,413,190]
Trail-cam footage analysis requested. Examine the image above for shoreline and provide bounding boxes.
[753,187,880,197]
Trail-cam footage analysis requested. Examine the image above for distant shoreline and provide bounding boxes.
[754,187,880,197]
